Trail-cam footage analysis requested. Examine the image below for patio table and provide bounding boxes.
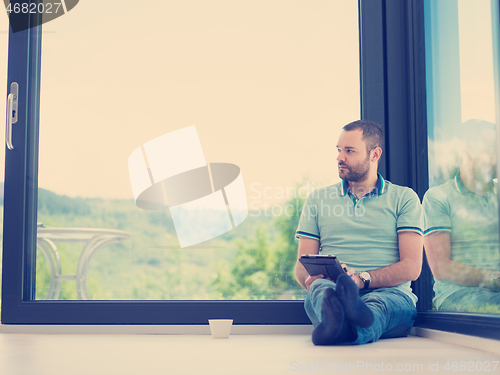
[36,226,132,300]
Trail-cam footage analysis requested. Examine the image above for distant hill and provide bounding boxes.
[0,181,277,251]
[0,183,92,215]
[38,188,93,217]
[0,182,271,243]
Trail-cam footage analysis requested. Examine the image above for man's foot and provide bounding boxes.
[312,288,351,345]
[336,273,374,328]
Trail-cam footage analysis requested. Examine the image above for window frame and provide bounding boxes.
[359,0,432,312]
[359,0,500,339]
[2,2,43,321]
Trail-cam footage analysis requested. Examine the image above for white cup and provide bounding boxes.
[208,319,233,339]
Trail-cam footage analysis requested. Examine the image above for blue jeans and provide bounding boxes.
[305,278,417,345]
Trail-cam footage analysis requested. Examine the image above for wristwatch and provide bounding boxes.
[488,271,500,289]
[359,272,371,290]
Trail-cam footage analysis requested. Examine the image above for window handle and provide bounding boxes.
[5,82,18,150]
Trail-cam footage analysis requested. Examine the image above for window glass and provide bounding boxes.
[35,0,360,301]
[424,0,500,314]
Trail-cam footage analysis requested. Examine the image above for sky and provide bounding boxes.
[458,0,497,124]
[0,0,361,207]
[3,0,497,207]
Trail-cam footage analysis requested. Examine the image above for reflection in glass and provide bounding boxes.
[423,0,500,313]
[423,121,500,313]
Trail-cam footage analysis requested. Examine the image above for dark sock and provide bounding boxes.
[312,288,351,345]
[336,273,374,328]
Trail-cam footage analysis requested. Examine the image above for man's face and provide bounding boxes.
[462,128,498,186]
[468,143,497,185]
[336,129,371,182]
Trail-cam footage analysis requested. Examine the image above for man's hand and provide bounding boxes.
[351,274,364,289]
[304,274,329,290]
[342,264,363,289]
[482,271,500,291]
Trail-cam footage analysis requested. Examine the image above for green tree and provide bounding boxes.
[213,225,279,299]
[272,189,306,297]
[213,181,309,300]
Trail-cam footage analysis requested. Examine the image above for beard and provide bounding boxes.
[338,155,371,182]
[471,161,497,191]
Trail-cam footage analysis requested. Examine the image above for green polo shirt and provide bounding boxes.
[423,173,500,309]
[296,174,423,303]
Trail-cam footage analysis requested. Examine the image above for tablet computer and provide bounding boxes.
[299,254,345,282]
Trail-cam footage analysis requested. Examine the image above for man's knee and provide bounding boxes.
[309,278,337,294]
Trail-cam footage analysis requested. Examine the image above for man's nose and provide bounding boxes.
[337,152,344,162]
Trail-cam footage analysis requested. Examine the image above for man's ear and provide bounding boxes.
[371,147,382,163]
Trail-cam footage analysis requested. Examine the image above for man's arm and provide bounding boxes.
[350,231,423,289]
[294,237,321,290]
[424,231,498,288]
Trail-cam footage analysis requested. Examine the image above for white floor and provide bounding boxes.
[0,330,499,375]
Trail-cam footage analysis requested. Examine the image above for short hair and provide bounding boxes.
[343,120,384,152]
[454,119,496,155]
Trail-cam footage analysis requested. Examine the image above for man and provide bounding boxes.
[423,120,500,312]
[295,120,423,345]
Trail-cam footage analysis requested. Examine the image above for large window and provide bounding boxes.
[2,0,360,324]
[34,0,359,302]
[423,0,500,315]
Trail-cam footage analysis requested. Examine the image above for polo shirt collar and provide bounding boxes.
[340,172,386,197]
[454,172,497,195]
